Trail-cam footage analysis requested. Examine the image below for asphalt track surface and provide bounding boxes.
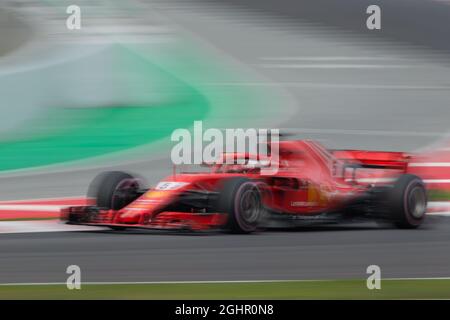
[0,9,32,57]
[2,0,450,283]
[1,217,450,283]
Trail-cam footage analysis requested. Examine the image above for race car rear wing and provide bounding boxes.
[331,150,410,170]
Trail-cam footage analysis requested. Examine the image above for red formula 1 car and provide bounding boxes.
[61,140,428,233]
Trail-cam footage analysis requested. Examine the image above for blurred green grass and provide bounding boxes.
[0,103,208,171]
[1,279,450,299]
[0,45,210,171]
[428,190,450,201]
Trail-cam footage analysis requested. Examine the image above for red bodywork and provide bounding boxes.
[62,140,412,231]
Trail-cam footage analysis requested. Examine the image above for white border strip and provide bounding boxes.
[0,205,64,212]
[409,162,450,167]
[0,196,84,204]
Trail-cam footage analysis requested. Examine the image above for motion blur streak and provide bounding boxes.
[1,0,450,285]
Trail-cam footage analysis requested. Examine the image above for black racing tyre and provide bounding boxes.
[88,171,142,210]
[389,174,427,229]
[216,177,264,234]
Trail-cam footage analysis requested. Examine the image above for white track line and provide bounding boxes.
[260,63,414,69]
[353,178,450,184]
[204,82,450,90]
[0,220,105,234]
[0,196,84,204]
[428,212,450,216]
[260,56,406,61]
[428,202,450,207]
[1,277,450,286]
[409,163,450,167]
[0,205,64,212]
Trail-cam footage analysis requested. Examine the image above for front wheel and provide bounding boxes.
[389,174,427,229]
[88,171,144,210]
[216,178,264,234]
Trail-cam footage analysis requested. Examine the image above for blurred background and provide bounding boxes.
[1,0,450,293]
[1,0,450,199]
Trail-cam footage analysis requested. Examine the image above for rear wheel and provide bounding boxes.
[216,177,264,234]
[389,174,427,229]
